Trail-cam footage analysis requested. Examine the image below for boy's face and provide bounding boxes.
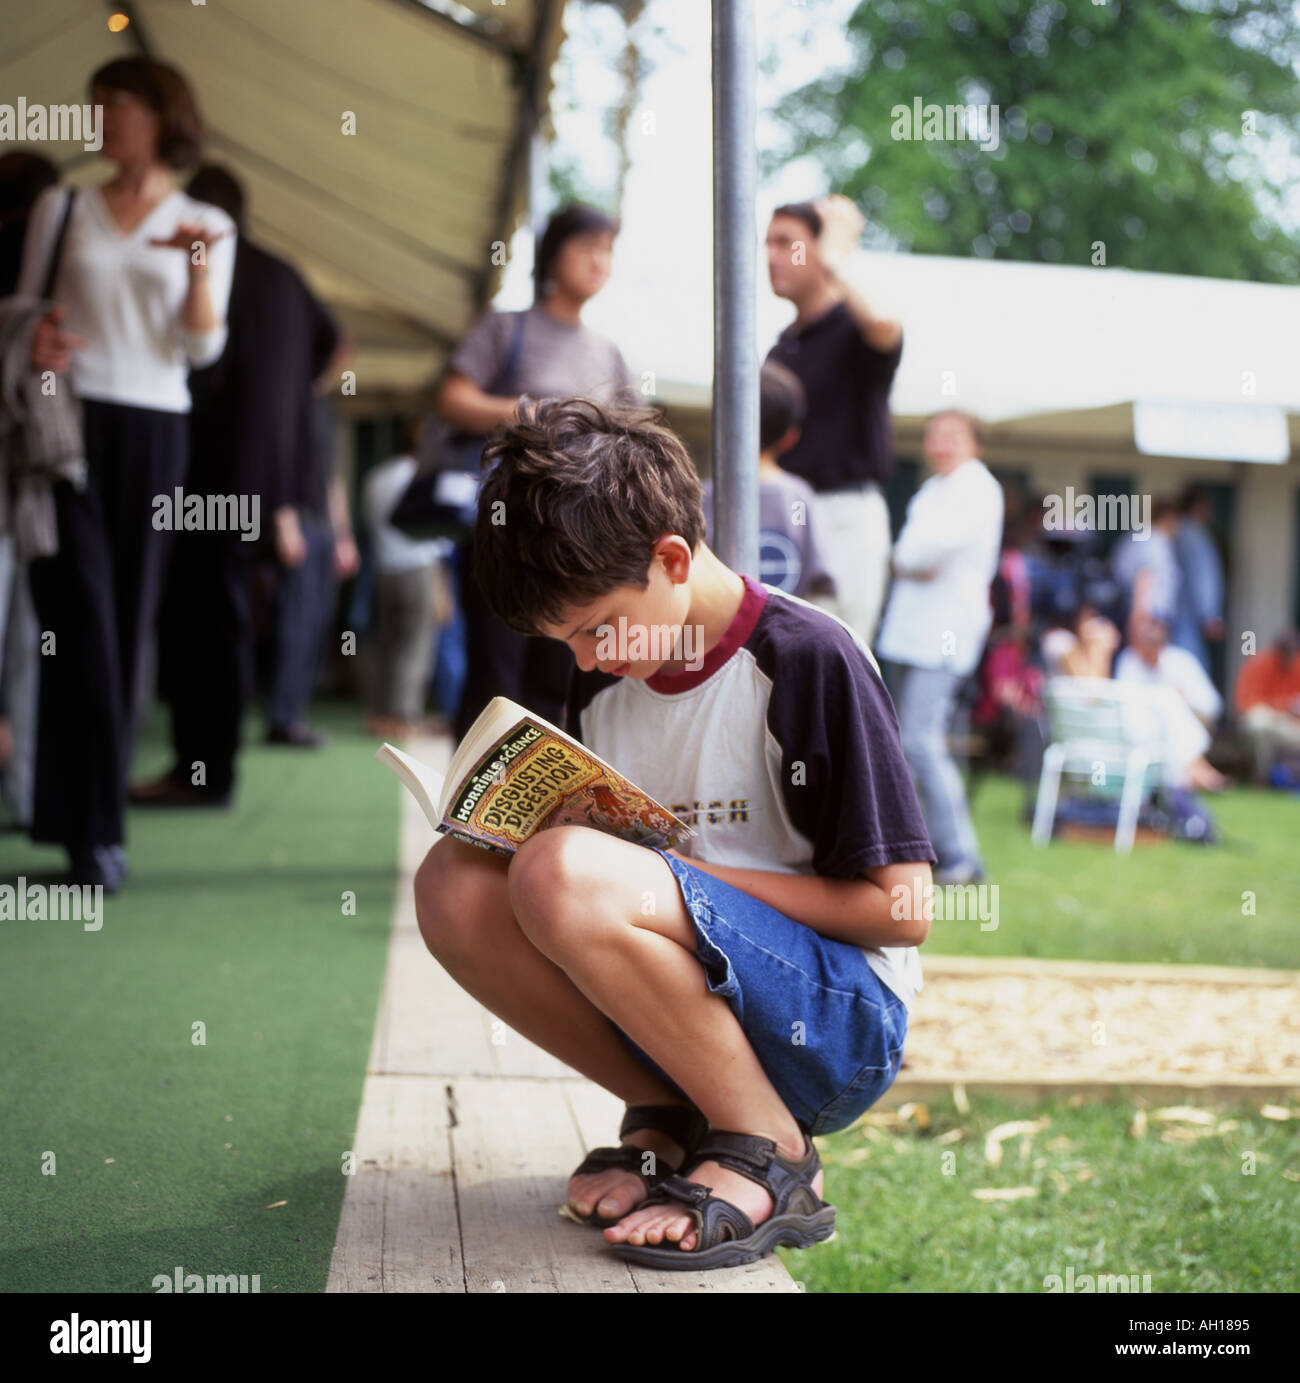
[536,539,693,678]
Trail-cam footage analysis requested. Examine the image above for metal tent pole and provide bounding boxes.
[710,0,759,578]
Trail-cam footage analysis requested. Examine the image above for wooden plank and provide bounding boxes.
[451,1076,639,1292]
[327,1073,461,1293]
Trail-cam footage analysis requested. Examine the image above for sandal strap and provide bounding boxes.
[618,1103,708,1154]
[683,1129,823,1220]
[570,1106,707,1187]
[571,1144,657,1182]
[633,1131,824,1254]
[637,1172,756,1246]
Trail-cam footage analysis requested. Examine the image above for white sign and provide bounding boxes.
[1134,400,1289,464]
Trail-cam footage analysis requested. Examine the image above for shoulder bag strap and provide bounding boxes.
[40,188,76,301]
[492,308,527,397]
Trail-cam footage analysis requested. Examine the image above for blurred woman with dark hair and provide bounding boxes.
[16,56,235,889]
[436,202,636,742]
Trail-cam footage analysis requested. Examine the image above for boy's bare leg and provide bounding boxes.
[413,835,700,1221]
[506,825,823,1253]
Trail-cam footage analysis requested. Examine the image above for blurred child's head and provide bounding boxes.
[473,396,707,676]
[759,360,805,458]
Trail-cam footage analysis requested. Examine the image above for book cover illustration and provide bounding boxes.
[445,716,694,855]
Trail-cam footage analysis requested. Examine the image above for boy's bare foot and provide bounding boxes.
[601,1130,823,1253]
[567,1125,688,1222]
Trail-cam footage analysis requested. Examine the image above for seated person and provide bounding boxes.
[1234,630,1300,783]
[1040,603,1120,679]
[1114,617,1228,791]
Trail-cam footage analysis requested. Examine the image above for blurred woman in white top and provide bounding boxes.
[16,57,235,890]
[876,410,1004,884]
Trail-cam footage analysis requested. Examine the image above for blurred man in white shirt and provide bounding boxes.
[1114,615,1228,791]
[876,411,1004,883]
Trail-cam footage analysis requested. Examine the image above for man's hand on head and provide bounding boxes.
[814,194,865,272]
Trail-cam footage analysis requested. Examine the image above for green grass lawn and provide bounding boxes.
[0,702,399,1293]
[781,1091,1300,1293]
[939,776,1300,970]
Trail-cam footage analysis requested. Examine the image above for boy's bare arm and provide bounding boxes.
[664,851,931,949]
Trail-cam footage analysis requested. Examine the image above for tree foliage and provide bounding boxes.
[766,0,1300,281]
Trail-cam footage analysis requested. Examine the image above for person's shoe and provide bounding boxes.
[266,723,326,748]
[69,845,125,894]
[565,1103,710,1227]
[605,1129,836,1270]
[129,771,231,808]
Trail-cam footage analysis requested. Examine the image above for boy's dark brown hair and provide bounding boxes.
[90,57,205,170]
[473,395,704,637]
[760,359,806,452]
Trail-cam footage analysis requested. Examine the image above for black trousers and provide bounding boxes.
[452,534,573,743]
[267,510,335,731]
[28,398,188,854]
[157,525,254,796]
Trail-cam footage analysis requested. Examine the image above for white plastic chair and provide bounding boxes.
[1031,677,1166,854]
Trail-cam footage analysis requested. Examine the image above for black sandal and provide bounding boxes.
[565,1103,709,1227]
[606,1129,836,1269]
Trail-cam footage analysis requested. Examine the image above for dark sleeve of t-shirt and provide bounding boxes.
[765,634,935,876]
[858,328,903,386]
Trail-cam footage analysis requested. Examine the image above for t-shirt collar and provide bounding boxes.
[645,573,768,693]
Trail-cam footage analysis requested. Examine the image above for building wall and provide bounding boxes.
[665,401,1299,696]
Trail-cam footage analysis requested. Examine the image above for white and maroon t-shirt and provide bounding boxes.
[563,574,936,1009]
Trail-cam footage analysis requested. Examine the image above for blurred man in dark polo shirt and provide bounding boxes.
[765,195,903,646]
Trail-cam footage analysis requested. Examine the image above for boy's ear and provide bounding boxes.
[778,426,801,455]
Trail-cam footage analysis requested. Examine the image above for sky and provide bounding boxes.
[489,0,1300,414]
[493,0,861,376]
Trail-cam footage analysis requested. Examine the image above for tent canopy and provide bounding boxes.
[624,246,1300,462]
[2,0,566,397]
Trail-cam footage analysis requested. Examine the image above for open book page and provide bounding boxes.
[374,743,446,832]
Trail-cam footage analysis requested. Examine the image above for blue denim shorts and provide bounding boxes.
[612,848,910,1137]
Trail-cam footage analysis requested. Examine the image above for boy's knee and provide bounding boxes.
[413,837,479,955]
[508,826,611,932]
